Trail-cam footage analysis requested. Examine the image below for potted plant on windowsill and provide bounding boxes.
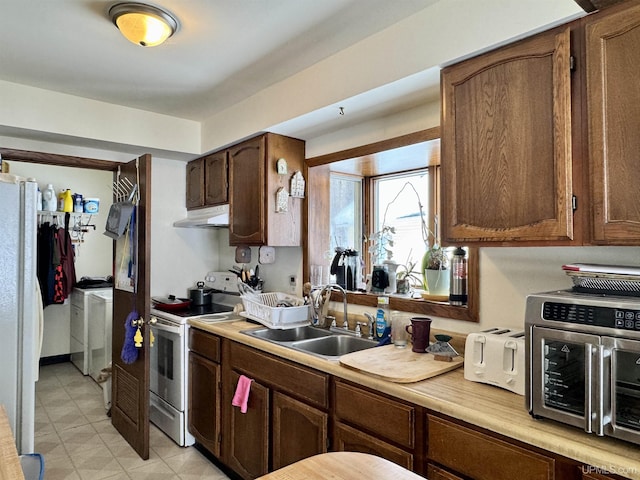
[395,255,422,294]
[420,215,451,297]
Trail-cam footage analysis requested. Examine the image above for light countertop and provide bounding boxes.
[190,318,640,480]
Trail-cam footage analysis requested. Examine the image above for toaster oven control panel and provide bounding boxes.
[543,302,640,331]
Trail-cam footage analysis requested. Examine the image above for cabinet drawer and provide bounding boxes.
[428,415,555,480]
[427,464,464,480]
[229,342,328,409]
[333,422,413,471]
[334,380,415,449]
[189,328,220,363]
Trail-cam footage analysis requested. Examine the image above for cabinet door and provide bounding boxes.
[441,27,573,243]
[333,422,413,471]
[188,352,220,456]
[204,152,228,206]
[272,391,328,471]
[586,4,640,244]
[224,370,269,479]
[229,135,265,246]
[186,158,205,209]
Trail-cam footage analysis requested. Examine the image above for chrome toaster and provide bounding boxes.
[464,328,526,395]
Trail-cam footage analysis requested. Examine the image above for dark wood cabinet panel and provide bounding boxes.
[229,342,329,409]
[334,379,415,449]
[229,133,305,246]
[186,157,205,209]
[229,135,265,245]
[586,3,640,244]
[333,421,414,470]
[428,415,555,480]
[224,369,270,479]
[204,151,228,206]
[441,26,574,244]
[186,152,228,210]
[188,327,220,362]
[272,391,328,471]
[427,464,465,480]
[188,352,220,456]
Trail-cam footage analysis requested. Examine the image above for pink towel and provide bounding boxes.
[232,375,253,414]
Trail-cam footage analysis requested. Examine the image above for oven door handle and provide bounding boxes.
[585,344,594,433]
[149,317,183,336]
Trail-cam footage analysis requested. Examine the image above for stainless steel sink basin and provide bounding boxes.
[291,335,378,359]
[241,326,378,360]
[244,326,333,342]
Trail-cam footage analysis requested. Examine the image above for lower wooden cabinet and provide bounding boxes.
[221,340,330,479]
[224,370,270,479]
[333,379,418,471]
[272,391,328,471]
[187,329,222,456]
[188,352,220,456]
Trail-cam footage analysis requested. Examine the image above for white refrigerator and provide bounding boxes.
[0,174,40,454]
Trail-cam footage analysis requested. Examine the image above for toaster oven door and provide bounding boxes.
[530,326,603,433]
[604,337,640,444]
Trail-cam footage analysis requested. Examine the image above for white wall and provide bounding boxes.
[150,157,222,297]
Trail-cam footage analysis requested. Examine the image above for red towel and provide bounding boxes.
[232,375,253,414]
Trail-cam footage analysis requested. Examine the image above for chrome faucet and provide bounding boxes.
[363,312,375,340]
[320,284,349,329]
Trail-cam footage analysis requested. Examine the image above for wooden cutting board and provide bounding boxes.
[339,344,463,383]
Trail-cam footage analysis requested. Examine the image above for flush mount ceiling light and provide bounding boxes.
[109,2,178,47]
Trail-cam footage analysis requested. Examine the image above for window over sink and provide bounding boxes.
[305,127,479,322]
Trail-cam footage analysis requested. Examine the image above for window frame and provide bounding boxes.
[304,127,479,322]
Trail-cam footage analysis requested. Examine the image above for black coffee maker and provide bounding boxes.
[330,248,359,290]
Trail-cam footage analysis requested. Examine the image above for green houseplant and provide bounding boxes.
[421,215,450,295]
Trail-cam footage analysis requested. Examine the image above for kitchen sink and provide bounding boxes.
[245,326,333,342]
[241,326,378,360]
[290,335,378,359]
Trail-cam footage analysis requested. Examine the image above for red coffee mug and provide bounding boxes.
[406,317,432,353]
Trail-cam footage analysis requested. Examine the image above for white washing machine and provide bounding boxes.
[88,290,113,382]
[70,287,111,375]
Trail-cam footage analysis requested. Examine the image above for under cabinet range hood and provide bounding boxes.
[173,204,229,228]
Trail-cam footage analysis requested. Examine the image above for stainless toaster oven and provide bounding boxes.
[525,290,640,446]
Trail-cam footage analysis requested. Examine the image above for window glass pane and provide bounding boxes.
[330,174,362,253]
[373,171,429,270]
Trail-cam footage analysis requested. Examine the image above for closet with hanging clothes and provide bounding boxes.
[37,212,77,306]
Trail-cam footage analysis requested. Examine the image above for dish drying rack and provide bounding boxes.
[564,264,640,297]
[238,282,310,329]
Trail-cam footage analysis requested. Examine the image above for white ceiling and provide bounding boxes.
[0,0,436,123]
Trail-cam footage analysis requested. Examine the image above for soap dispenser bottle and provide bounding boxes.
[375,296,389,339]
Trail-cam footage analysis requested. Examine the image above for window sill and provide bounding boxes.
[330,290,478,322]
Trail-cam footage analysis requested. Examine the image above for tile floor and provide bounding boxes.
[35,362,231,480]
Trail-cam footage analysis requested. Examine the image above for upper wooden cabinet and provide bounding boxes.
[586,3,640,244]
[442,2,640,247]
[229,133,305,246]
[441,26,574,244]
[186,151,228,209]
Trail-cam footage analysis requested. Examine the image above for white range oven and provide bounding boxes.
[149,272,241,446]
